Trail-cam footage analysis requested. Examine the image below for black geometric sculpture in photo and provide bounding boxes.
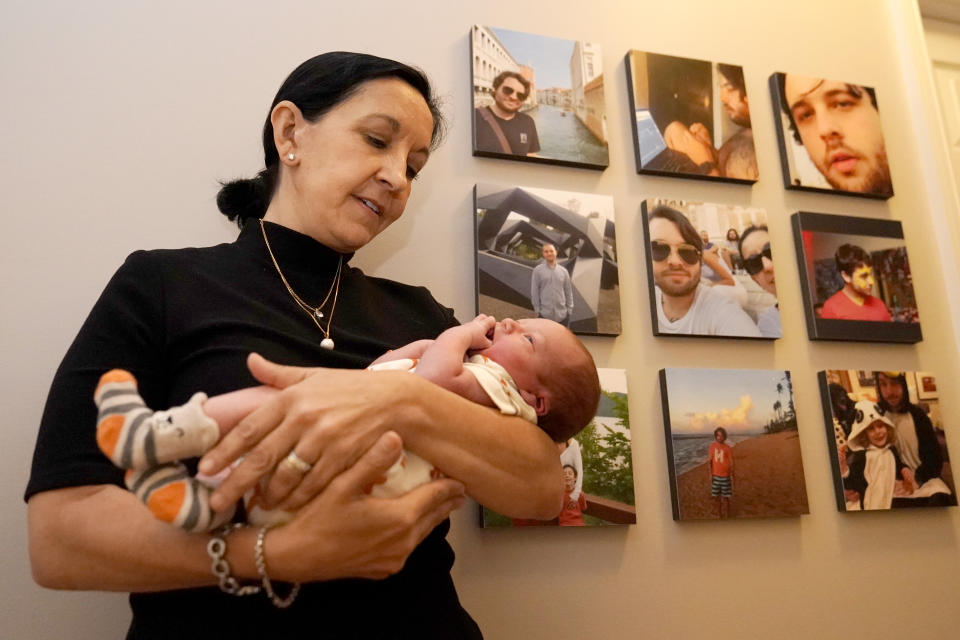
[475,185,619,335]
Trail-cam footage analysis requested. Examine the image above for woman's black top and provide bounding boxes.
[26,220,482,639]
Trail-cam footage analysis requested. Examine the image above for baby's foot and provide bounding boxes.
[95,369,219,470]
[125,464,234,533]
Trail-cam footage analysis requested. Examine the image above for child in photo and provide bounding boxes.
[557,464,587,526]
[709,427,734,518]
[94,314,600,531]
[839,400,915,510]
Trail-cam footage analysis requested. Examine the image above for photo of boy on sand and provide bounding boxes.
[660,368,809,521]
[709,427,735,518]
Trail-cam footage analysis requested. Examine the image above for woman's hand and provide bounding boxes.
[269,430,467,582]
[199,353,409,512]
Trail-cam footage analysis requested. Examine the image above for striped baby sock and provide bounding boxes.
[125,465,234,533]
[95,369,220,470]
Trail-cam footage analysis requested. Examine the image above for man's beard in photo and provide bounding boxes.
[824,148,892,195]
[658,269,700,298]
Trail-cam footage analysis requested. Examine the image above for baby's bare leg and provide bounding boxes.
[202,385,279,439]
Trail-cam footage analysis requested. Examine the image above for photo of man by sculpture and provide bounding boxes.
[771,72,893,199]
[819,370,955,511]
[625,51,757,183]
[472,25,609,169]
[475,183,620,336]
[792,212,920,342]
[641,199,778,339]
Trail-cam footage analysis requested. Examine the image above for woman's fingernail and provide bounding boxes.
[198,459,213,474]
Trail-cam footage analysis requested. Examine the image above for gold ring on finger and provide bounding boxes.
[282,451,313,475]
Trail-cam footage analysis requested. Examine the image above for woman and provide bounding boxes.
[26,52,561,638]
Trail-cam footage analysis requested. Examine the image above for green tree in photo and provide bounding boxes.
[577,391,635,506]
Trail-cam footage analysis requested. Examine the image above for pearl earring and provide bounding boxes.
[287,153,295,161]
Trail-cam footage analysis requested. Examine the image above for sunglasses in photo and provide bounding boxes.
[650,240,700,265]
[743,243,772,275]
[500,85,528,101]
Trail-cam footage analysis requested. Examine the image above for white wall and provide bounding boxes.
[4,1,959,638]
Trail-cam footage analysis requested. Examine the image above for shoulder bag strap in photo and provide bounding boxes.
[477,107,513,154]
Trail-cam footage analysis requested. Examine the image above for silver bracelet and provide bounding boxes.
[254,524,300,608]
[207,523,261,596]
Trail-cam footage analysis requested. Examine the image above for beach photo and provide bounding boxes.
[819,370,956,511]
[660,368,809,521]
[792,212,921,343]
[475,183,620,336]
[770,72,893,199]
[482,368,636,527]
[625,51,757,183]
[641,200,776,339]
[472,25,608,169]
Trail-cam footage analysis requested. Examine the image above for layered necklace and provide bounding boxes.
[259,219,342,350]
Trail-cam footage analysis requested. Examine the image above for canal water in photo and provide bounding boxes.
[527,103,608,166]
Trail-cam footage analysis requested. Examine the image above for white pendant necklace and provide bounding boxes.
[260,219,342,350]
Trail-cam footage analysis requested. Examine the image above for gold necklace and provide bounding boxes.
[260,219,342,350]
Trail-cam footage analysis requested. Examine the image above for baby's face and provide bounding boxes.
[479,318,577,397]
[866,421,889,447]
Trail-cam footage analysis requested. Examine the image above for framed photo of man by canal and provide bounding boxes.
[481,368,636,528]
[770,73,893,200]
[471,25,609,170]
[818,370,956,512]
[475,183,621,336]
[641,200,776,340]
[624,51,757,184]
[660,368,809,521]
[791,212,921,343]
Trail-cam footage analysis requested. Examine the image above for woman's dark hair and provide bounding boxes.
[217,52,446,226]
[737,224,768,257]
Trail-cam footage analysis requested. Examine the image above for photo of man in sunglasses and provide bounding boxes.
[647,205,762,337]
[474,71,541,156]
[738,225,781,338]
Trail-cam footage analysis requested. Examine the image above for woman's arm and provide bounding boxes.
[28,432,466,590]
[200,354,563,520]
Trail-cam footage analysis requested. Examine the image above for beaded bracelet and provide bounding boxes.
[254,524,300,608]
[207,523,261,596]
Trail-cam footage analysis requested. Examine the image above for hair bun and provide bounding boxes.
[216,169,274,227]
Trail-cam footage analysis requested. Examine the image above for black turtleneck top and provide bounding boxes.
[26,220,481,638]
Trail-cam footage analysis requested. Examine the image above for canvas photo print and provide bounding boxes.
[660,368,809,521]
[482,368,635,527]
[770,72,893,199]
[625,51,757,183]
[641,199,778,339]
[475,183,620,336]
[792,212,921,343]
[819,370,956,511]
[471,25,609,169]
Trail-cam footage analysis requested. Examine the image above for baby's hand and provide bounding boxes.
[462,314,495,350]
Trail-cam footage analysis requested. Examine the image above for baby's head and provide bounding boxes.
[479,318,600,443]
[847,400,896,451]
